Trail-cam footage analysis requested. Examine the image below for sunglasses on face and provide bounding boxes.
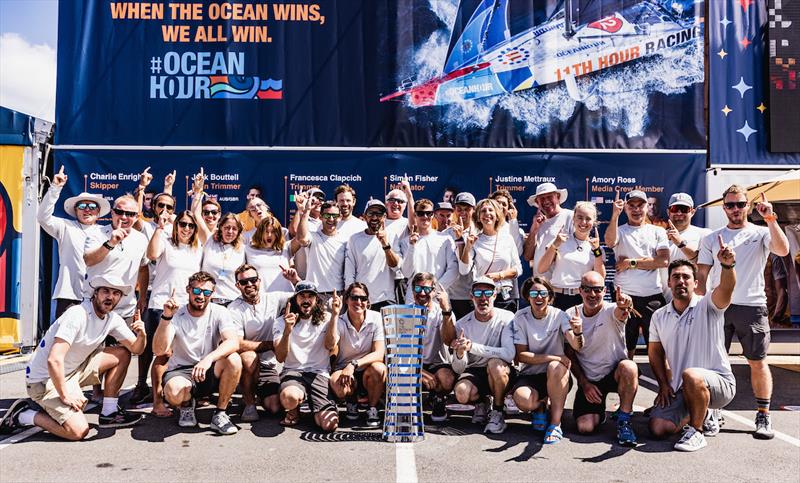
[236,276,259,286]
[177,221,196,230]
[191,287,213,296]
[365,211,385,218]
[580,285,604,294]
[156,202,174,211]
[386,198,405,204]
[529,290,549,298]
[349,295,369,302]
[472,289,495,298]
[321,213,340,220]
[669,205,691,214]
[723,201,747,210]
[202,209,219,216]
[413,285,434,294]
[415,211,434,218]
[113,207,137,217]
[76,202,99,211]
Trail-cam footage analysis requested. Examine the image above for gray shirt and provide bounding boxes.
[650,294,735,393]
[453,308,516,369]
[422,304,451,366]
[512,306,571,375]
[570,302,627,382]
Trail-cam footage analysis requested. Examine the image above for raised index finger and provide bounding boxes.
[58,165,65,175]
[285,303,291,317]
[761,192,767,202]
[170,288,176,299]
[143,166,151,174]
[615,189,620,201]
[668,220,677,230]
[717,234,724,248]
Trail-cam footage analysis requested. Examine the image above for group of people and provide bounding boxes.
[0,165,790,454]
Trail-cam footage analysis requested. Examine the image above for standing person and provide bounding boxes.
[154,272,242,435]
[134,167,176,225]
[401,199,459,302]
[442,187,458,205]
[697,188,789,440]
[459,198,521,312]
[441,277,516,434]
[292,200,347,303]
[522,183,574,278]
[229,264,294,422]
[138,210,203,417]
[37,166,109,317]
[384,187,409,238]
[649,246,738,452]
[344,200,403,311]
[273,282,339,432]
[661,193,711,301]
[511,277,584,444]
[565,271,639,446]
[327,284,387,428]
[537,201,605,310]
[433,202,454,232]
[0,276,146,440]
[201,213,247,306]
[246,215,295,293]
[386,179,416,304]
[334,185,367,239]
[446,192,478,317]
[188,169,222,242]
[238,184,263,232]
[242,197,274,243]
[605,189,669,359]
[288,188,325,237]
[490,189,525,252]
[409,272,455,422]
[84,194,149,320]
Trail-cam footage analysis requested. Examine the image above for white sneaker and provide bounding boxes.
[484,409,507,434]
[703,409,721,437]
[178,399,197,428]
[241,404,259,422]
[674,425,707,452]
[210,411,238,435]
[503,394,521,415]
[754,412,775,440]
[471,401,488,425]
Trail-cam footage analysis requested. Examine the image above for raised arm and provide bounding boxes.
[604,190,624,248]
[37,166,68,239]
[755,194,790,256]
[711,235,736,310]
[324,292,342,351]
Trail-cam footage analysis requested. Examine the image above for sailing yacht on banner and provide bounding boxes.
[381,0,702,105]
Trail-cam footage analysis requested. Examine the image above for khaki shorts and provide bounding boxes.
[26,349,104,425]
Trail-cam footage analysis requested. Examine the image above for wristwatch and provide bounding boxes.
[350,359,359,370]
[677,241,687,249]
[629,259,638,269]
[103,241,116,251]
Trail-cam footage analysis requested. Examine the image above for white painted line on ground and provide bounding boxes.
[639,374,800,448]
[395,442,418,483]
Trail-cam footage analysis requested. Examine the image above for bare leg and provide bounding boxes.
[749,359,773,402]
[33,411,90,441]
[512,386,542,413]
[487,359,510,409]
[363,362,387,407]
[615,359,639,414]
[98,346,132,397]
[454,380,479,404]
[151,355,171,416]
[240,351,259,406]
[546,361,570,425]
[214,353,242,411]
[682,369,710,430]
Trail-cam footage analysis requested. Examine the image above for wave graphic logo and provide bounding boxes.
[208,76,282,99]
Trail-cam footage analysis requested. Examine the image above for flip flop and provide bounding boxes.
[543,424,563,444]
[280,408,300,427]
[531,411,548,432]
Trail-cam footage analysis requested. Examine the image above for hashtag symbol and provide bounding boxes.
[150,56,162,74]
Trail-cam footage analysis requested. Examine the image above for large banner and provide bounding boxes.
[56,0,705,149]
[53,150,706,227]
[709,0,800,165]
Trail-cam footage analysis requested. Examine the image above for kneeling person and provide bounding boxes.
[327,283,387,428]
[1,276,146,440]
[154,271,242,435]
[648,239,738,452]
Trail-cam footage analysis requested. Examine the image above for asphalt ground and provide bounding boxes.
[1,356,798,483]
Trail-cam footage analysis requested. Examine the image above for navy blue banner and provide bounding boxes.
[56,1,705,149]
[709,0,800,165]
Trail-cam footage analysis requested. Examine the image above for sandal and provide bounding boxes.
[280,408,300,427]
[531,411,548,432]
[544,424,563,444]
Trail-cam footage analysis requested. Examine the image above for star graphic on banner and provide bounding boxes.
[736,121,757,142]
[732,77,752,98]
[757,103,767,113]
[739,0,753,10]
[718,49,728,59]
[720,17,732,28]
[722,105,733,116]
[740,37,752,48]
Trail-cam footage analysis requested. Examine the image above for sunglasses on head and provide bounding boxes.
[156,202,174,211]
[723,201,747,210]
[472,289,495,298]
[177,221,196,230]
[202,209,219,216]
[580,285,604,294]
[669,205,691,214]
[415,211,434,218]
[321,212,340,220]
[236,276,259,286]
[191,287,213,296]
[413,285,434,294]
[113,207,137,217]
[528,289,549,298]
[76,202,99,211]
[349,295,369,302]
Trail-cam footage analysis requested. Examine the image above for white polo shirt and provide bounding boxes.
[334,310,384,370]
[570,302,627,382]
[512,306,571,375]
[613,223,669,297]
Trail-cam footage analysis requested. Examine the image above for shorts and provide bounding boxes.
[163,363,219,399]
[457,364,516,398]
[255,365,281,399]
[422,363,453,375]
[572,369,620,419]
[280,369,336,413]
[624,293,666,351]
[724,304,770,360]
[512,372,573,400]
[26,348,104,425]
[552,292,582,312]
[450,300,473,319]
[649,369,736,427]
